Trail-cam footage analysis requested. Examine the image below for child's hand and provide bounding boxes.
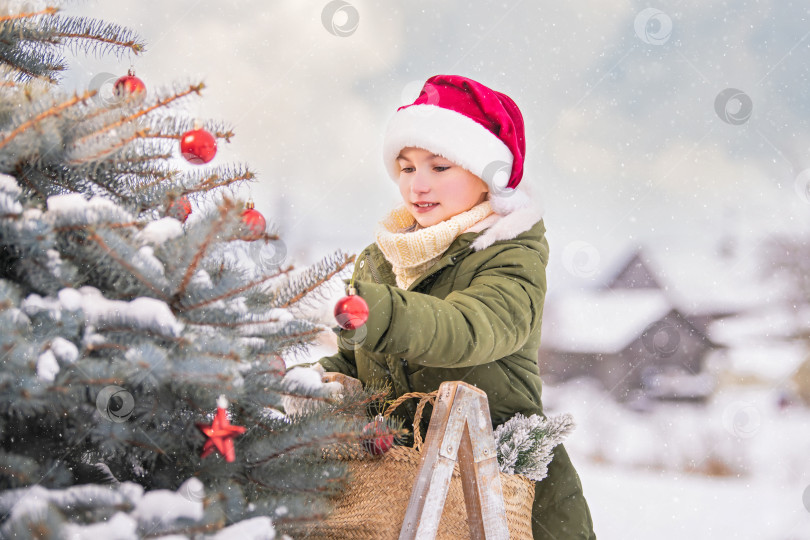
[322,371,363,394]
[280,364,356,416]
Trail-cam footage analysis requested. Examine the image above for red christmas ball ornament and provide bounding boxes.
[166,195,192,223]
[180,127,217,165]
[114,68,146,102]
[239,199,266,240]
[361,416,395,456]
[197,396,246,463]
[334,287,369,330]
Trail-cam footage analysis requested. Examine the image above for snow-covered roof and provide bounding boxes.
[542,289,672,354]
[707,305,809,345]
[594,239,790,316]
[708,342,807,381]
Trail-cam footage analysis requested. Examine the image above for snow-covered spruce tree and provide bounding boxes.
[0,4,375,537]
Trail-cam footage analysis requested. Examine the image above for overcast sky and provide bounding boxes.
[63,0,810,295]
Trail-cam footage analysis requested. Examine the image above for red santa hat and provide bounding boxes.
[382,74,527,214]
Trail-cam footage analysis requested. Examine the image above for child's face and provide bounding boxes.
[396,147,489,228]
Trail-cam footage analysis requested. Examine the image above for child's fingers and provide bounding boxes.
[322,372,363,394]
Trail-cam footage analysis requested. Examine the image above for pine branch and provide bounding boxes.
[17,250,76,293]
[87,233,171,301]
[277,253,355,309]
[124,151,173,165]
[0,8,60,24]
[12,164,46,199]
[179,262,290,312]
[70,83,204,148]
[83,324,184,342]
[246,472,340,494]
[83,342,127,353]
[189,351,241,363]
[138,129,235,142]
[175,198,234,298]
[47,17,144,55]
[0,89,96,151]
[54,221,143,233]
[28,151,179,208]
[7,15,146,56]
[246,430,362,468]
[132,165,253,199]
[0,43,64,83]
[32,162,133,201]
[16,163,76,198]
[185,316,281,329]
[277,328,322,342]
[0,13,144,83]
[66,127,151,166]
[122,438,166,455]
[187,168,254,194]
[64,370,128,384]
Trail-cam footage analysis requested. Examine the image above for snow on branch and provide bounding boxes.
[0,478,256,539]
[136,217,183,245]
[494,412,575,481]
[46,192,132,227]
[0,188,22,216]
[86,231,172,300]
[0,482,141,522]
[22,286,183,338]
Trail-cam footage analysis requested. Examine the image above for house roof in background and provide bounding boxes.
[542,289,672,354]
[594,240,788,316]
[708,304,810,345]
[706,341,808,381]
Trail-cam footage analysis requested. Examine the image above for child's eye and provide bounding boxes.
[400,166,415,173]
[433,166,450,172]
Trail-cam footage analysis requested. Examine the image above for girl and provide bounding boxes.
[313,74,595,539]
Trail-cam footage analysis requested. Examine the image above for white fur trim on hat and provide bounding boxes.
[383,104,515,198]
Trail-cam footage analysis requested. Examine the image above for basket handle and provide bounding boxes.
[383,391,438,452]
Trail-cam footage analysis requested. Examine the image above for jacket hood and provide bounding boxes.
[468,184,544,251]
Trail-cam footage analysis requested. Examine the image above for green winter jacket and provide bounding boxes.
[319,201,595,539]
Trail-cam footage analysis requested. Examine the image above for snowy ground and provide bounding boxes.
[545,378,810,540]
[579,460,810,540]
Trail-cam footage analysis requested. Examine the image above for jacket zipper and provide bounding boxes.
[364,254,382,284]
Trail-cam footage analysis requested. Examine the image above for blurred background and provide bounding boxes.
[62,1,810,537]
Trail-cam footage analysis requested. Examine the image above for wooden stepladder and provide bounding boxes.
[399,381,509,540]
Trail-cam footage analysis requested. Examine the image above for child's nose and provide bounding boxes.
[410,170,431,193]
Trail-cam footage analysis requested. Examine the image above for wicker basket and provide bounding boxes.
[295,390,536,539]
[297,446,535,540]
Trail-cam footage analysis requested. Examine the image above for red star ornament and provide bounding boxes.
[197,396,246,462]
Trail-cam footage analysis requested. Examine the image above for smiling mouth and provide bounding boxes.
[413,203,438,208]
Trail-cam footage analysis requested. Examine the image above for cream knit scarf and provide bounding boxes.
[375,201,494,289]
